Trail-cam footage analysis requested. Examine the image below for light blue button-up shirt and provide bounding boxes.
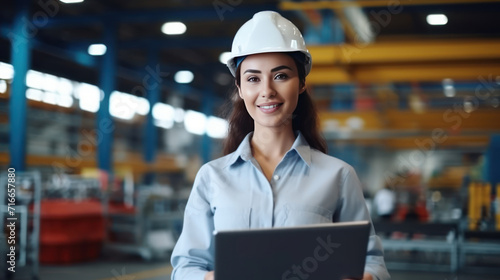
[171,132,390,280]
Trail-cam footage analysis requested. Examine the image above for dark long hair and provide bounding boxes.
[222,52,327,155]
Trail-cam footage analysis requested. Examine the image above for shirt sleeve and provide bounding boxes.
[335,165,391,280]
[171,165,215,280]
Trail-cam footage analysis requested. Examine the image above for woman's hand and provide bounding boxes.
[343,272,373,280]
[204,271,214,280]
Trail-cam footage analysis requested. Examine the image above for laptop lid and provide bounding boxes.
[214,220,370,280]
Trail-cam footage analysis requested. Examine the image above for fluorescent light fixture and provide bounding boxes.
[152,102,175,129]
[58,94,74,108]
[26,88,43,101]
[161,21,187,35]
[110,91,136,120]
[42,91,58,105]
[174,70,194,84]
[59,0,84,3]
[153,102,175,121]
[206,116,228,139]
[442,78,455,97]
[219,52,232,65]
[136,97,150,116]
[43,73,59,93]
[346,116,364,130]
[464,100,475,113]
[73,83,81,99]
[174,108,185,123]
[26,70,45,90]
[77,83,100,112]
[0,62,14,80]
[154,119,174,129]
[88,44,107,56]
[58,78,74,96]
[184,110,207,135]
[0,80,6,94]
[426,14,448,25]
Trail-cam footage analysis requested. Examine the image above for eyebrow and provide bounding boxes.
[243,65,293,75]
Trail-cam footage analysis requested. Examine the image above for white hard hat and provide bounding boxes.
[226,11,312,77]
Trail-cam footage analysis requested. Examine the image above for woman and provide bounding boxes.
[171,11,390,280]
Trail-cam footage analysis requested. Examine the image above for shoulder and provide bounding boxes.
[198,152,237,174]
[309,148,356,174]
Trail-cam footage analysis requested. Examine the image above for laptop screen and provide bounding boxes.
[214,220,370,280]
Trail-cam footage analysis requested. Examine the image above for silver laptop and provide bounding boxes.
[214,220,370,280]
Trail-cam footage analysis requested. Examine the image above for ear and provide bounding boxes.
[299,82,306,94]
[236,81,243,99]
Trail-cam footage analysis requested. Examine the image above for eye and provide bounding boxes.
[274,73,288,80]
[247,76,260,82]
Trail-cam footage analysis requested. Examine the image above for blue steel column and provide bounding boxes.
[143,50,160,184]
[9,0,31,171]
[485,134,500,186]
[201,89,214,164]
[97,23,117,173]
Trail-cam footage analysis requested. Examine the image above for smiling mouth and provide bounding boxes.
[257,104,282,109]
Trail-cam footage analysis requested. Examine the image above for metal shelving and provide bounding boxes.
[0,171,41,280]
[104,186,185,261]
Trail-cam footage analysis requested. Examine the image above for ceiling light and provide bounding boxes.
[152,102,175,121]
[57,95,74,108]
[184,110,207,135]
[110,91,136,120]
[59,0,84,3]
[152,102,175,129]
[174,108,185,123]
[88,44,107,56]
[77,83,100,112]
[154,119,174,129]
[0,62,14,80]
[26,70,45,90]
[346,116,364,130]
[442,78,455,98]
[219,52,232,65]
[206,116,228,139]
[26,88,43,101]
[0,80,7,94]
[135,97,150,116]
[174,70,194,84]
[58,78,74,96]
[42,73,59,93]
[161,22,187,35]
[426,14,448,25]
[42,91,58,105]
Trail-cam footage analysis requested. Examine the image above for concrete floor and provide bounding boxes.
[9,254,500,280]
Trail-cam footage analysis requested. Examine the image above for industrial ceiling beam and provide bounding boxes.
[309,62,500,84]
[308,39,500,65]
[116,37,232,50]
[320,110,500,130]
[305,39,500,84]
[35,5,279,28]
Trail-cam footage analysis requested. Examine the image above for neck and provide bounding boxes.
[251,126,296,160]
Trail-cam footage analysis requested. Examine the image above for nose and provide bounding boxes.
[261,79,276,98]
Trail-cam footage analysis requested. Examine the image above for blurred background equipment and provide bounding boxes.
[0,171,41,280]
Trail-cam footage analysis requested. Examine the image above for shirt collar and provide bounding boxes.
[225,131,312,168]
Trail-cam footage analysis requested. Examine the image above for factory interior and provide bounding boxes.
[1,0,500,279]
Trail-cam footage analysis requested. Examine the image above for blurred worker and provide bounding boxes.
[393,171,429,222]
[374,185,396,220]
[170,11,390,280]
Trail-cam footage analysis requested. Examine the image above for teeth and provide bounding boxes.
[260,104,278,109]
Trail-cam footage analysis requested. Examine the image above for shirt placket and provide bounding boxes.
[249,158,274,228]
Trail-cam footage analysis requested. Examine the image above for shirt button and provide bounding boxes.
[273,175,280,181]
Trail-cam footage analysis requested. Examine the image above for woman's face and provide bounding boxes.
[237,52,304,131]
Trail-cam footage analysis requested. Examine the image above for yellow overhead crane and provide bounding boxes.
[280,0,500,84]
